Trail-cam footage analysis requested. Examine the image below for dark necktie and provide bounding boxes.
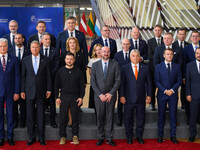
[180,41,183,51]
[125,53,128,63]
[167,63,171,75]
[45,48,48,57]
[157,39,160,46]
[103,62,107,79]
[2,55,6,71]
[199,62,200,74]
[12,35,15,46]
[105,39,108,47]
[135,40,138,49]
[71,32,73,37]
[18,48,21,61]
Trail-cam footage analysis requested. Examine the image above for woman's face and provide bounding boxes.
[95,46,102,57]
[69,39,76,50]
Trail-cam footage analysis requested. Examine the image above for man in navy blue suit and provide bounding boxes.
[186,47,200,143]
[120,49,152,144]
[0,38,20,146]
[89,25,117,59]
[155,48,182,144]
[8,33,30,128]
[114,39,131,126]
[40,32,59,128]
[56,16,88,63]
[129,27,147,61]
[3,20,27,48]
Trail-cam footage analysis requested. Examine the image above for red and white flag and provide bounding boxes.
[79,12,87,35]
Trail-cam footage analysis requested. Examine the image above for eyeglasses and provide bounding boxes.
[102,30,110,32]
[191,36,199,38]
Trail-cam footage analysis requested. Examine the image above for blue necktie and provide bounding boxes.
[105,39,108,47]
[125,53,128,63]
[103,62,107,79]
[167,63,170,76]
[199,63,200,74]
[33,57,38,75]
[195,46,198,51]
[12,35,15,46]
[45,48,48,57]
[18,48,21,61]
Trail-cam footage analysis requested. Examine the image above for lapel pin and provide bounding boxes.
[8,59,11,62]
[41,59,43,62]
[174,52,176,54]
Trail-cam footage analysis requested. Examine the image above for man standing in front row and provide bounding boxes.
[120,49,152,144]
[54,52,85,145]
[91,46,121,146]
[154,48,182,144]
[21,41,52,146]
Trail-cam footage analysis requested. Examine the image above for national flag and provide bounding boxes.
[64,11,69,30]
[73,11,79,30]
[79,12,87,35]
[94,18,101,37]
[87,11,95,37]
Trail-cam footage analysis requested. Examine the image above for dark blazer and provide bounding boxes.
[186,61,200,100]
[28,33,56,49]
[114,50,130,68]
[0,54,20,97]
[153,44,182,68]
[40,46,59,78]
[89,36,117,59]
[129,38,147,60]
[56,29,88,63]
[119,63,152,104]
[172,40,189,50]
[3,33,27,48]
[154,62,182,101]
[21,54,52,100]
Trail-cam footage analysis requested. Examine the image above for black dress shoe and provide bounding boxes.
[96,139,104,146]
[137,137,144,144]
[116,120,122,126]
[39,138,46,145]
[8,138,15,146]
[107,140,116,146]
[127,138,133,144]
[67,124,72,128]
[150,104,156,111]
[19,121,26,128]
[188,136,195,142]
[14,121,18,128]
[170,137,178,144]
[157,137,163,143]
[27,138,36,146]
[0,138,4,146]
[51,122,58,128]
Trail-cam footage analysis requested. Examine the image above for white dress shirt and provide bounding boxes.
[101,59,109,70]
[10,33,16,45]
[15,46,24,60]
[178,39,185,48]
[192,43,199,52]
[102,36,110,48]
[68,30,76,37]
[123,50,129,60]
[43,46,50,57]
[132,38,139,49]
[38,33,42,44]
[196,60,200,73]
[131,62,139,76]
[0,53,8,66]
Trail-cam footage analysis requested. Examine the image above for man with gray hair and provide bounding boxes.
[120,49,152,144]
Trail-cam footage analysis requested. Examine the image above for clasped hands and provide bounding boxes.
[99,93,112,102]
[164,89,174,96]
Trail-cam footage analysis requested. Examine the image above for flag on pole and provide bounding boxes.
[94,18,101,37]
[87,11,95,37]
[73,11,79,30]
[79,12,87,35]
[64,11,69,30]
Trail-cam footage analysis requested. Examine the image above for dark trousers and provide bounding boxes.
[117,94,123,121]
[124,102,145,139]
[158,97,178,137]
[59,95,79,138]
[189,98,200,137]
[45,93,56,123]
[26,98,45,140]
[13,97,26,124]
[0,96,14,139]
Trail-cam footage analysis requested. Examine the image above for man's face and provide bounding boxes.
[31,43,40,57]
[195,48,200,61]
[131,27,140,40]
[177,30,186,42]
[67,19,76,31]
[163,50,174,62]
[101,47,110,60]
[42,35,51,47]
[101,27,110,38]
[122,39,131,52]
[0,42,8,55]
[65,55,75,67]
[14,34,24,46]
[163,34,173,46]
[154,27,162,38]
[190,33,200,45]
[36,23,46,34]
[9,22,18,34]
[130,51,140,64]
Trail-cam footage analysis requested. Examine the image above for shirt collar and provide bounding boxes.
[164,61,172,66]
[68,30,75,36]
[32,54,40,59]
[0,53,8,58]
[15,45,24,51]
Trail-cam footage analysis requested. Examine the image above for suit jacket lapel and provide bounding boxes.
[40,47,44,55]
[162,62,170,80]
[129,63,137,81]
[137,63,143,81]
[100,36,105,46]
[5,55,11,72]
[190,45,195,59]
[37,55,44,74]
[98,60,104,80]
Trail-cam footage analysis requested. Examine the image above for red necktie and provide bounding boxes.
[2,55,6,71]
[134,66,138,80]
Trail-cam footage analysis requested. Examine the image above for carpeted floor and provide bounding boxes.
[1,139,200,150]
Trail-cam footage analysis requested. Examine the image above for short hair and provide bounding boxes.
[164,32,173,37]
[30,40,40,47]
[177,27,187,33]
[195,47,200,52]
[0,38,8,45]
[41,32,50,39]
[154,24,163,30]
[66,37,80,53]
[131,26,139,31]
[91,44,103,58]
[130,49,140,56]
[15,33,23,38]
[164,48,174,54]
[66,16,77,21]
[65,51,75,58]
[36,21,46,26]
[191,30,200,36]
[9,20,18,26]
[100,25,109,31]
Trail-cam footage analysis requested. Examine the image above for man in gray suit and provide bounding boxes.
[91,46,121,146]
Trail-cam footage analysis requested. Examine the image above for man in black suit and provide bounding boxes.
[21,41,52,146]
[147,24,163,111]
[56,16,88,63]
[186,47,200,142]
[89,25,117,59]
[129,27,147,61]
[8,33,30,128]
[40,32,59,128]
[28,21,56,49]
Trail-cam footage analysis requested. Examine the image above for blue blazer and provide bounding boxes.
[119,63,152,104]
[56,29,88,63]
[0,54,20,97]
[154,62,182,101]
[114,50,130,69]
[186,61,200,100]
[129,39,147,60]
[89,36,117,59]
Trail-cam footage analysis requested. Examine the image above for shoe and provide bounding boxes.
[107,140,116,146]
[170,137,178,144]
[0,138,4,146]
[67,124,72,128]
[96,139,104,146]
[188,136,195,142]
[8,138,15,146]
[157,137,163,143]
[14,121,18,128]
[39,138,46,145]
[51,122,58,128]
[127,138,133,144]
[19,121,26,128]
[27,138,36,146]
[45,107,50,112]
[116,120,122,126]
[72,136,79,145]
[150,104,156,111]
[137,137,144,144]
[181,105,185,109]
[59,137,66,145]
[166,107,169,111]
